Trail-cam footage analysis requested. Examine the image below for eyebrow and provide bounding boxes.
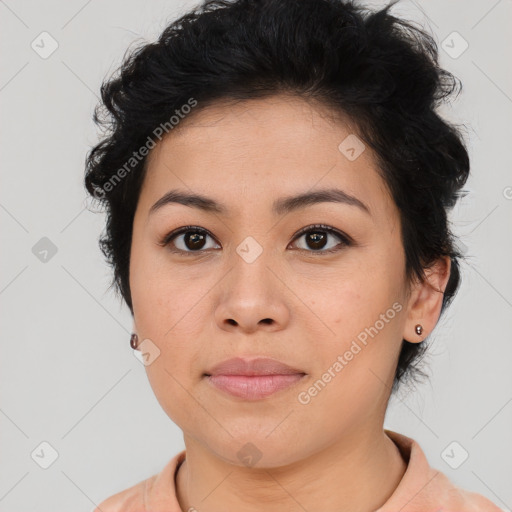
[149,188,371,217]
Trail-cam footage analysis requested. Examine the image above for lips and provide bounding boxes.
[204,357,306,400]
[204,356,305,377]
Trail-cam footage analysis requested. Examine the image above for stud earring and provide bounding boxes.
[415,324,423,336]
[130,333,139,350]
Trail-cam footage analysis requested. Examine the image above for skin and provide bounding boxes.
[129,94,451,512]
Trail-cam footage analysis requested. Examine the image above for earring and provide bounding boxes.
[415,324,423,336]
[130,333,139,350]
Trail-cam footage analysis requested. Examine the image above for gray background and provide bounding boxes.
[1,0,511,510]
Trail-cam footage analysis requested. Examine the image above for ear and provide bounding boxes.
[403,256,451,343]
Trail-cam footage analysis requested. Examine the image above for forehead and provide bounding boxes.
[140,95,396,223]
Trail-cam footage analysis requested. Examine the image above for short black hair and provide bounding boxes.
[84,0,470,395]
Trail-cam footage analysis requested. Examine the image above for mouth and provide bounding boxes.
[203,356,307,400]
[204,373,307,400]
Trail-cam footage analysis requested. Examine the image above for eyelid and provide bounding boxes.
[158,225,218,251]
[159,224,352,255]
[290,224,352,246]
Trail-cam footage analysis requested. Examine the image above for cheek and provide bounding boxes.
[301,256,404,385]
[129,240,207,379]
[130,238,181,331]
[132,276,205,361]
[134,276,208,428]
[304,263,391,336]
[297,291,402,438]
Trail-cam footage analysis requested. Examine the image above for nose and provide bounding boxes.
[213,256,290,335]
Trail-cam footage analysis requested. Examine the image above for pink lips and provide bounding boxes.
[204,357,306,400]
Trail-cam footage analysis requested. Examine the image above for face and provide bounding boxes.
[129,95,416,467]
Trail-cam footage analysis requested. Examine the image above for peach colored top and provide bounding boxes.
[94,429,503,511]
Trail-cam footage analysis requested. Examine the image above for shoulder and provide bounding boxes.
[431,469,504,511]
[90,451,185,512]
[382,430,503,512]
[91,476,155,512]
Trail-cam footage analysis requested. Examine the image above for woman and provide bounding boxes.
[85,0,502,510]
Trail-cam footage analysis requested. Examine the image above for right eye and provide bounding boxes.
[158,226,220,255]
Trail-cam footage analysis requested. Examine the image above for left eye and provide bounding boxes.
[159,224,351,255]
[289,224,351,254]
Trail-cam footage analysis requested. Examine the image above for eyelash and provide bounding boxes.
[158,224,352,257]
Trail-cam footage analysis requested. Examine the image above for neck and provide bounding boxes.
[175,428,407,512]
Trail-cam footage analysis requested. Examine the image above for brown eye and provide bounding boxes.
[290,224,351,254]
[183,231,207,250]
[160,226,220,254]
[160,223,351,257]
